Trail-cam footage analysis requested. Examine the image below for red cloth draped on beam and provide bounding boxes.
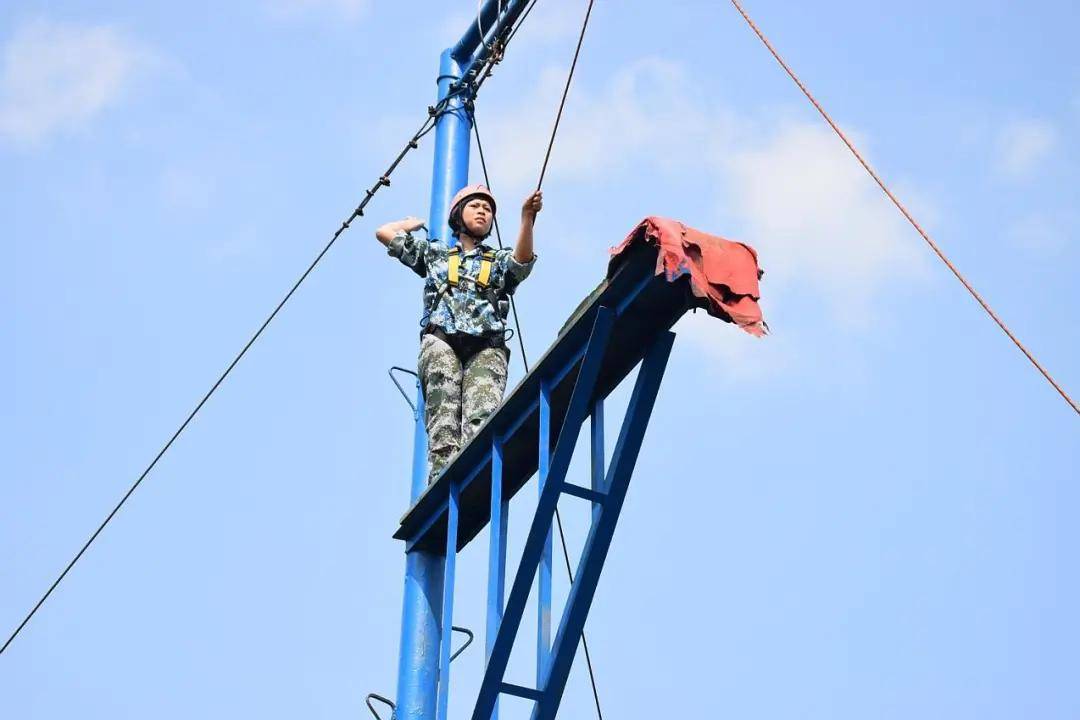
[610,217,767,337]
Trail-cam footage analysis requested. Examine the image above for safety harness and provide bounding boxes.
[447,246,496,290]
[422,246,502,335]
[443,245,500,316]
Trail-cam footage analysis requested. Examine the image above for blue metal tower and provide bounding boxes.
[393,4,694,719]
[395,4,532,719]
[396,237,690,720]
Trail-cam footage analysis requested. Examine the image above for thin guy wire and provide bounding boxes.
[472,62,606,720]
[505,0,540,48]
[471,114,530,368]
[526,1,606,714]
[3,0,554,657]
[476,0,505,57]
[729,0,1078,417]
[536,0,596,191]
[1,91,462,658]
[470,0,539,93]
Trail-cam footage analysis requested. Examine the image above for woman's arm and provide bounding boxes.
[376,216,426,246]
[514,191,543,263]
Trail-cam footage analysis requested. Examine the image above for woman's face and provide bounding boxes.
[461,198,493,238]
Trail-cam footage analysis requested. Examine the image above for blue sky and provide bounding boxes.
[3,1,1078,718]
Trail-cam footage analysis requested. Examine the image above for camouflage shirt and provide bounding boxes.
[388,229,536,337]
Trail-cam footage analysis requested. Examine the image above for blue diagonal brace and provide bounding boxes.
[531,330,675,720]
[470,307,615,720]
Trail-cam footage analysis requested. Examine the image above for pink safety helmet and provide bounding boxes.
[447,183,497,236]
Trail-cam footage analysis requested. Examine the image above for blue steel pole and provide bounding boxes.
[537,382,553,683]
[428,49,473,248]
[395,46,472,720]
[487,437,508,720]
[396,386,444,720]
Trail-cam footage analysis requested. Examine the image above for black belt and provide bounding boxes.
[423,326,509,363]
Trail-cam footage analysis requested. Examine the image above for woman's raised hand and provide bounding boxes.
[521,191,543,223]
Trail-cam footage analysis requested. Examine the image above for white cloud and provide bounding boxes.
[420,56,933,375]
[0,19,149,146]
[996,118,1057,179]
[266,0,372,23]
[675,310,791,382]
[479,57,718,190]
[503,0,588,48]
[722,123,926,328]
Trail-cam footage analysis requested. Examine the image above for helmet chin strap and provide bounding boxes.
[457,221,492,247]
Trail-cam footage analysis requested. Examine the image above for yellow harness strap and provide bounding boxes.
[447,247,461,287]
[477,250,495,288]
[448,247,496,289]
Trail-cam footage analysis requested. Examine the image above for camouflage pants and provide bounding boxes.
[418,333,508,484]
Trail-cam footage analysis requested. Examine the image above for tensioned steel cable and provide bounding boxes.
[535,0,596,191]
[470,115,530,366]
[3,0,562,660]
[505,0,541,48]
[469,0,595,362]
[729,0,1078,417]
[473,115,605,720]
[0,93,469,657]
[0,5,566,652]
[471,0,541,90]
[469,0,605,716]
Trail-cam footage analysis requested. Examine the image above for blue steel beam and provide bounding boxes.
[396,378,443,720]
[559,483,607,505]
[394,241,692,720]
[436,483,461,720]
[470,308,615,720]
[486,437,508,720]
[538,380,553,688]
[395,551,443,720]
[459,333,673,720]
[427,49,472,247]
[452,0,506,61]
[395,5,655,719]
[531,331,676,720]
[397,3,491,713]
[500,683,544,702]
[590,400,605,525]
[397,41,468,715]
[453,0,532,76]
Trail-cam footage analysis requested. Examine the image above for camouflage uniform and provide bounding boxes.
[388,229,536,482]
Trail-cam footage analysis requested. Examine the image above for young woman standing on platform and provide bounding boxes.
[376,185,542,483]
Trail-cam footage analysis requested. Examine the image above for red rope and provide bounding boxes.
[729,0,1078,416]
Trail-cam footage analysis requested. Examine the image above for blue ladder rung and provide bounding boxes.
[560,482,606,504]
[499,683,543,702]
